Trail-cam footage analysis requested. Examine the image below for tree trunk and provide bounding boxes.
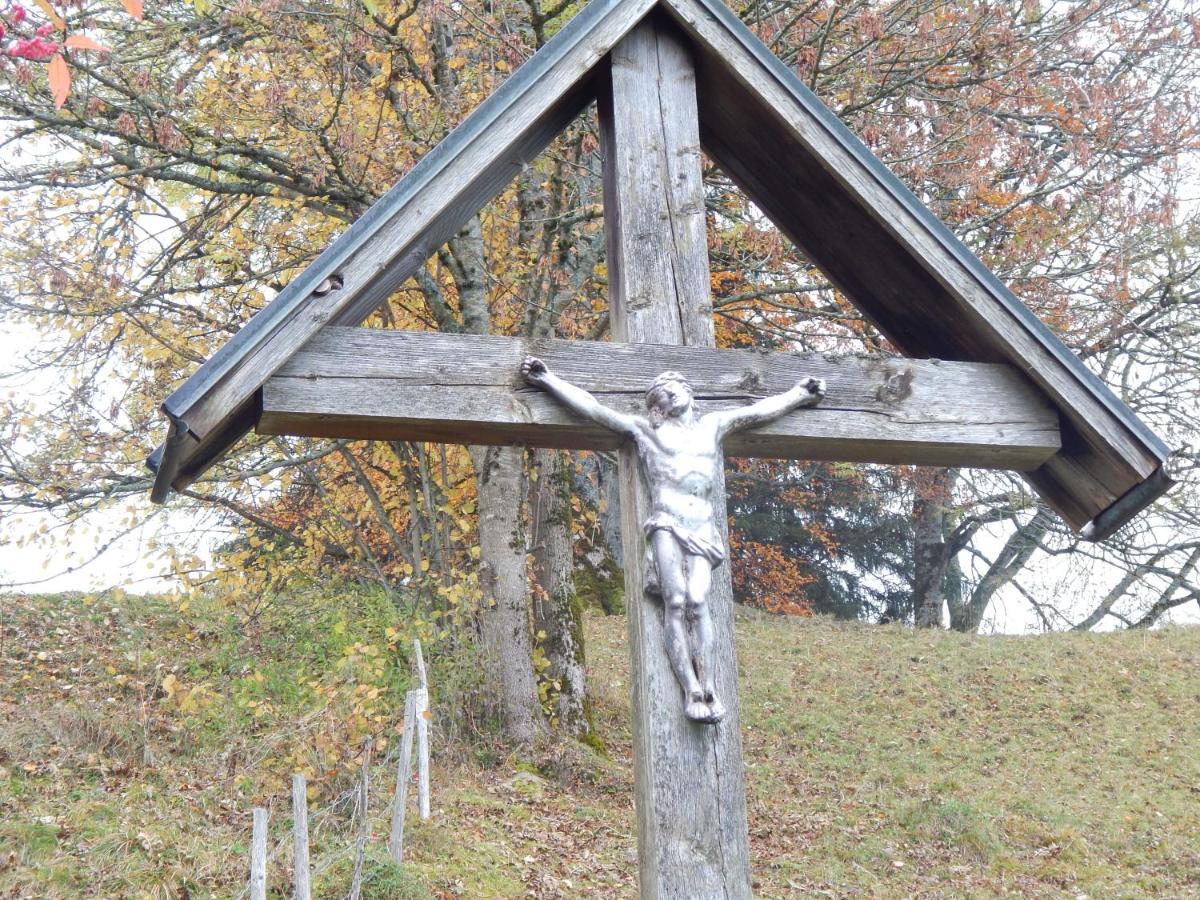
[949,508,1051,633]
[470,443,544,742]
[529,448,591,736]
[448,214,544,742]
[573,452,625,615]
[911,469,957,627]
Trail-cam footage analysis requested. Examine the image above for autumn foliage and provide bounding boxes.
[0,0,1197,651]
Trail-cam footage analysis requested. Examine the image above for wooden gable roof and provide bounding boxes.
[148,0,1172,540]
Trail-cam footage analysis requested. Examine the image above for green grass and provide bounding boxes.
[1,591,1198,897]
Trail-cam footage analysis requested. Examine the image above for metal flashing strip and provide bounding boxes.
[148,415,191,504]
[667,0,1170,462]
[1081,465,1175,542]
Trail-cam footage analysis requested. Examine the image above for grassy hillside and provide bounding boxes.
[1,591,1197,898]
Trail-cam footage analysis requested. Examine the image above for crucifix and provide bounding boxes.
[148,2,1172,896]
[522,354,826,724]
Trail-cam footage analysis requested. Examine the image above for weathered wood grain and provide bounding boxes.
[260,328,1061,470]
[602,18,752,898]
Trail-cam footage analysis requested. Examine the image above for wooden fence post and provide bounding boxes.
[249,807,268,900]
[414,640,431,821]
[348,738,371,900]
[292,773,311,900]
[412,638,432,820]
[389,690,417,862]
[415,693,430,820]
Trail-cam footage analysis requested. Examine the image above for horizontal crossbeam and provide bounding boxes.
[258,328,1061,469]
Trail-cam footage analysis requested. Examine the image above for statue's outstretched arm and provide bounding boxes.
[522,356,640,437]
[711,377,826,437]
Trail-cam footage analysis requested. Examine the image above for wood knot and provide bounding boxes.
[735,370,762,392]
[876,366,914,404]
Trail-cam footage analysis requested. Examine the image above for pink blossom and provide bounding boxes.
[7,36,58,60]
[35,22,52,37]
[11,4,25,24]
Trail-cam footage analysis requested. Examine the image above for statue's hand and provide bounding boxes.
[798,377,826,403]
[522,355,549,386]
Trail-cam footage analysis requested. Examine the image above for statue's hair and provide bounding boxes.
[645,371,691,427]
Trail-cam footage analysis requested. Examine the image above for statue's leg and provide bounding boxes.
[685,556,724,722]
[650,531,708,720]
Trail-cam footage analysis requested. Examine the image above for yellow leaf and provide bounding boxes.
[48,54,70,109]
[32,0,65,29]
[65,34,110,52]
[421,709,432,720]
[120,0,143,20]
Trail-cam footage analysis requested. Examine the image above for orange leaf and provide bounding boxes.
[120,0,143,21]
[32,0,65,30]
[65,34,110,53]
[48,53,70,109]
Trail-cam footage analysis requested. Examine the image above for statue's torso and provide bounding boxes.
[634,416,720,529]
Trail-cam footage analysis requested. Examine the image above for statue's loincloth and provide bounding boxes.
[642,511,725,598]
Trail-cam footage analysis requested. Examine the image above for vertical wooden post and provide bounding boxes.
[250,807,269,900]
[415,690,430,820]
[599,14,752,899]
[413,638,428,689]
[292,774,311,900]
[414,640,431,821]
[348,738,371,900]
[389,691,417,862]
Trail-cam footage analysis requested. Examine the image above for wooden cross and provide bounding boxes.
[149,4,1170,895]
[253,20,1052,897]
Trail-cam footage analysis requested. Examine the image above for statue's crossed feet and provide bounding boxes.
[685,690,726,725]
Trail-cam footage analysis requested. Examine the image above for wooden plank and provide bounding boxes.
[260,329,1061,470]
[659,0,1168,527]
[162,0,656,452]
[601,18,751,898]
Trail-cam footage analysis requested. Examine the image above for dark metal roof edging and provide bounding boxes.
[1081,464,1174,542]
[671,0,1170,462]
[148,412,190,503]
[159,0,638,429]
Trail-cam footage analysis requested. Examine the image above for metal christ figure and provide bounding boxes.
[522,356,826,724]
